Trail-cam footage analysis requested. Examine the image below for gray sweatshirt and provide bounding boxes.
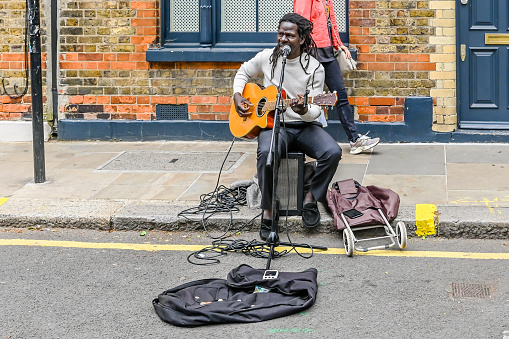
[233,48,325,123]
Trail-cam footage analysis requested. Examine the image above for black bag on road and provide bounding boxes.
[153,264,318,327]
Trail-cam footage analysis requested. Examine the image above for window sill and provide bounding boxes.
[146,44,275,62]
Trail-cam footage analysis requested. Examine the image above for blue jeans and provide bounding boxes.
[322,59,358,143]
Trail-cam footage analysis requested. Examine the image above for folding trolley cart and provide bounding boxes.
[326,179,407,257]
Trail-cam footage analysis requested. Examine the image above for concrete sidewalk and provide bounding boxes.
[1,140,508,239]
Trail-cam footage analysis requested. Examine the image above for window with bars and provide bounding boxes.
[147,0,349,62]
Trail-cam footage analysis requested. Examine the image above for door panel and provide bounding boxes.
[458,0,509,129]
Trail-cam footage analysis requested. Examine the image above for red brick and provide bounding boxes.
[104,54,116,61]
[376,54,390,62]
[136,62,149,70]
[131,1,156,9]
[3,54,24,61]
[368,63,395,71]
[368,114,392,122]
[217,96,231,104]
[358,106,376,114]
[390,106,404,115]
[215,114,229,121]
[211,104,230,113]
[358,53,375,62]
[84,62,98,70]
[137,113,152,120]
[83,96,97,104]
[370,97,395,106]
[137,96,150,104]
[394,63,409,71]
[192,96,217,104]
[117,54,130,61]
[350,18,376,27]
[131,18,157,26]
[355,97,369,105]
[408,63,436,71]
[97,96,110,104]
[390,54,417,62]
[350,1,376,9]
[350,36,376,44]
[78,53,103,61]
[151,97,177,104]
[111,62,136,70]
[60,62,84,69]
[197,105,211,113]
[117,105,132,114]
[69,96,84,104]
[132,105,155,113]
[375,106,389,114]
[97,62,110,69]
[177,96,191,104]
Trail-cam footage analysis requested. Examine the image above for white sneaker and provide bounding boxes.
[349,132,380,154]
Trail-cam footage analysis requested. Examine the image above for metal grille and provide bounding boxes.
[170,0,199,32]
[332,0,348,32]
[221,0,293,32]
[277,153,304,216]
[156,104,188,120]
[259,0,294,32]
[451,283,492,299]
[222,0,256,31]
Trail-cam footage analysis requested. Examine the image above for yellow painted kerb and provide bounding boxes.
[0,197,9,207]
[416,204,437,236]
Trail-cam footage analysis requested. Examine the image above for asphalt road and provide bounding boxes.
[1,228,508,339]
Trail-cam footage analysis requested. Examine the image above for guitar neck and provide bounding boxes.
[263,97,316,112]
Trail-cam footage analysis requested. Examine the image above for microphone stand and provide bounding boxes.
[262,51,327,271]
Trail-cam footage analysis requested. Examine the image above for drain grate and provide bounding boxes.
[451,283,492,299]
[98,151,243,172]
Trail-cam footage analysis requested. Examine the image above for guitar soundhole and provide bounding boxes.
[256,97,267,117]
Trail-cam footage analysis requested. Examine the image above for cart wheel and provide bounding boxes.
[396,221,407,249]
[343,228,354,257]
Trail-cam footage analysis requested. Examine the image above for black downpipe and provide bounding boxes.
[51,0,58,137]
[28,0,46,183]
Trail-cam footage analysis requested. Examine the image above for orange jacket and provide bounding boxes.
[294,0,344,49]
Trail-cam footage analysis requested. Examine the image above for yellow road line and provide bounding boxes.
[1,238,508,260]
[0,197,9,207]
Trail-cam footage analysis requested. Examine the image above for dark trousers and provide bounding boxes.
[322,59,358,142]
[257,125,342,210]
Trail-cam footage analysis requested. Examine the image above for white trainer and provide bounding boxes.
[349,132,380,154]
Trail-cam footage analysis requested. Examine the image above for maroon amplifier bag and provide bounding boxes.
[326,179,400,230]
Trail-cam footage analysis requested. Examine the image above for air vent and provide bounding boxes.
[156,104,188,120]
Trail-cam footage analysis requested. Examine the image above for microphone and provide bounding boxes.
[281,45,291,59]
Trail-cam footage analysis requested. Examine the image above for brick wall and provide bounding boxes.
[0,0,458,132]
[347,0,437,123]
[0,0,39,121]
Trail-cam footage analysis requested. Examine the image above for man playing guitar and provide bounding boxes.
[232,13,342,240]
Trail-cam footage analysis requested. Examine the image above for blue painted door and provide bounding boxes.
[458,0,509,129]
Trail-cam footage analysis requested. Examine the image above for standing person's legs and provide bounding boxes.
[322,59,358,143]
[322,59,380,154]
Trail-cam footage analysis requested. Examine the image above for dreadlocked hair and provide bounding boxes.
[269,13,319,85]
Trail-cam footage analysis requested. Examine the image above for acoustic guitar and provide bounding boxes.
[229,83,338,139]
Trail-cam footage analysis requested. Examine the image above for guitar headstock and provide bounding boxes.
[313,92,338,107]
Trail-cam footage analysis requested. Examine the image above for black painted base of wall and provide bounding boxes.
[58,97,509,143]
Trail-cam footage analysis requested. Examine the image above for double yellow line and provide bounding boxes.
[0,239,508,260]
